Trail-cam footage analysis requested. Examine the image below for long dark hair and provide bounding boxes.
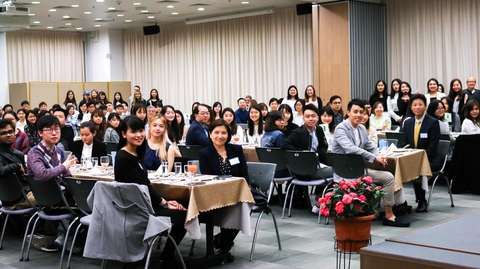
[90,109,107,140]
[278,104,294,126]
[464,100,480,124]
[63,90,77,108]
[373,80,388,98]
[247,105,264,136]
[222,107,238,134]
[114,92,125,104]
[212,101,223,119]
[390,78,402,98]
[163,105,180,143]
[107,112,122,133]
[175,110,186,138]
[286,85,299,100]
[132,103,147,124]
[319,106,335,134]
[447,78,465,100]
[264,110,283,132]
[117,116,147,161]
[427,100,445,121]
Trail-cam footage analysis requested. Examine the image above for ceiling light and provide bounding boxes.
[133,2,141,5]
[197,7,205,11]
[108,7,116,10]
[95,18,102,20]
[33,21,40,24]
[117,14,124,17]
[84,11,91,14]
[241,1,249,4]
[28,13,35,16]
[32,1,40,4]
[65,22,72,25]
[148,16,154,19]
[47,26,53,29]
[172,12,178,15]
[167,5,174,8]
[125,19,132,22]
[96,0,104,2]
[63,15,70,19]
[141,10,148,13]
[71,4,79,8]
[49,9,56,12]
[76,27,82,30]
[186,9,273,24]
[95,25,101,27]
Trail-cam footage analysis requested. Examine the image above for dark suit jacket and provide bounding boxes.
[281,125,329,164]
[185,120,210,148]
[402,114,441,170]
[72,140,108,162]
[58,125,74,151]
[199,143,249,183]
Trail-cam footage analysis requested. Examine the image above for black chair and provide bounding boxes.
[385,132,404,146]
[427,140,454,211]
[255,147,293,205]
[247,162,281,261]
[283,151,333,218]
[20,176,79,262]
[178,145,202,160]
[0,173,36,250]
[105,142,118,155]
[322,153,368,224]
[60,177,97,269]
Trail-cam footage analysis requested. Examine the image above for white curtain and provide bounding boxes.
[386,0,480,93]
[124,7,312,112]
[7,30,84,83]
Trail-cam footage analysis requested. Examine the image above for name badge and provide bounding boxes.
[420,133,428,138]
[229,157,240,166]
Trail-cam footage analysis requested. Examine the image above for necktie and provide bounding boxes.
[414,120,421,148]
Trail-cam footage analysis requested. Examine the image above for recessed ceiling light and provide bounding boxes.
[172,12,178,15]
[65,23,72,25]
[197,7,205,11]
[148,16,154,19]
[96,0,104,2]
[95,18,102,21]
[125,19,132,22]
[167,5,174,8]
[241,1,249,4]
[28,13,35,16]
[95,25,101,27]
[76,27,82,30]
[141,10,148,13]
[47,26,53,29]
[108,7,115,10]
[133,2,141,5]
[32,1,40,4]
[117,14,124,17]
[63,15,70,19]
[71,4,79,8]
[33,21,40,24]
[49,9,56,12]
[84,11,91,14]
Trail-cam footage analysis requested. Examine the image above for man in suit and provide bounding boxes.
[72,121,107,163]
[402,94,440,213]
[185,103,211,148]
[234,98,249,123]
[332,99,410,227]
[53,108,74,151]
[464,77,480,103]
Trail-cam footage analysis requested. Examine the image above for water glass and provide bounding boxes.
[111,151,117,167]
[379,139,388,151]
[82,157,91,169]
[184,165,192,183]
[174,162,182,174]
[91,157,98,168]
[162,161,169,175]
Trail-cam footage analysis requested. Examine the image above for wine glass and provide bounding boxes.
[233,135,240,144]
[187,160,198,181]
[100,156,110,173]
[383,120,388,131]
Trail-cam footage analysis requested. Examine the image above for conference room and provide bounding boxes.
[1,0,480,268]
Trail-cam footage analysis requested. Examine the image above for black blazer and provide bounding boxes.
[199,143,249,183]
[185,120,210,148]
[402,114,441,170]
[281,125,329,164]
[72,140,107,162]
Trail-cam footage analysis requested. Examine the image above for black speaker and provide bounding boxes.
[296,3,312,16]
[143,25,160,36]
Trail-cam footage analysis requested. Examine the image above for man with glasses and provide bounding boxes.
[185,103,211,148]
[329,95,344,127]
[0,119,26,181]
[464,77,480,103]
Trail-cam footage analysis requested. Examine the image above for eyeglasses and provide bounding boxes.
[436,108,445,111]
[199,112,210,116]
[332,102,341,105]
[0,130,15,136]
[42,127,61,134]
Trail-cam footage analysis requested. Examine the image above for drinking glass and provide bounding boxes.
[100,156,110,173]
[174,162,182,174]
[162,161,169,175]
[232,135,240,144]
[184,165,192,183]
[91,157,98,169]
[81,156,91,169]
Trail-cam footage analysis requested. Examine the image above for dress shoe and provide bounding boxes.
[382,218,410,227]
[416,200,428,213]
[393,201,412,216]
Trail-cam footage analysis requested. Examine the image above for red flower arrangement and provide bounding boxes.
[318,176,385,219]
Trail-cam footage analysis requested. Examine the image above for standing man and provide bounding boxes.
[245,95,252,111]
[185,104,211,148]
[402,94,440,213]
[464,77,480,103]
[53,108,74,151]
[332,99,410,227]
[234,98,248,124]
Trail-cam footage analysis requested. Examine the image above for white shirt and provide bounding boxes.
[387,93,402,121]
[81,143,93,159]
[461,118,480,134]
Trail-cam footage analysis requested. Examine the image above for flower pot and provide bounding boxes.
[334,214,375,252]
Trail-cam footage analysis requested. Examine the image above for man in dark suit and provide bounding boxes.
[185,104,211,148]
[53,108,74,151]
[464,77,480,103]
[72,121,107,162]
[402,94,440,213]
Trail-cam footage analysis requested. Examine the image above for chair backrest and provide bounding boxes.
[105,142,118,155]
[255,147,289,171]
[238,123,248,130]
[385,132,404,145]
[436,140,451,171]
[327,153,367,179]
[439,134,450,141]
[65,177,97,215]
[284,151,321,178]
[247,162,276,202]
[25,175,76,214]
[0,173,27,204]
[178,145,202,160]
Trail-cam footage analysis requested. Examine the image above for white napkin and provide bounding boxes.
[384,143,398,155]
[90,166,102,174]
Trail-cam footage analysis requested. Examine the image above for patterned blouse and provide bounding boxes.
[217,153,232,175]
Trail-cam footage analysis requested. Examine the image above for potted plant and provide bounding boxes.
[318,176,385,252]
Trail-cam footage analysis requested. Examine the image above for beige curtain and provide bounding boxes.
[124,7,313,112]
[7,30,84,83]
[386,0,480,93]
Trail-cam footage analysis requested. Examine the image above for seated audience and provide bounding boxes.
[246,105,264,143]
[222,107,243,142]
[72,121,107,162]
[360,106,378,149]
[234,98,248,124]
[144,116,174,171]
[278,104,298,138]
[91,109,107,141]
[440,96,461,132]
[260,110,285,148]
[185,104,211,148]
[3,111,29,154]
[16,108,28,130]
[329,95,344,127]
[461,100,480,134]
[292,99,305,126]
[369,101,392,130]
[104,113,121,143]
[319,106,335,149]
[24,110,41,148]
[175,110,189,140]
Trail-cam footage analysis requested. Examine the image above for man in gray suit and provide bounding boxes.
[331,99,410,227]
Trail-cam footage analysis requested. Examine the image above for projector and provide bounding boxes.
[0,5,29,15]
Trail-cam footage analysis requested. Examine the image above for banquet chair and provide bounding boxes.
[426,140,454,211]
[247,162,281,261]
[105,142,118,155]
[0,173,36,250]
[255,147,293,205]
[20,176,79,262]
[60,177,97,269]
[283,151,333,218]
[322,153,368,224]
[385,132,404,145]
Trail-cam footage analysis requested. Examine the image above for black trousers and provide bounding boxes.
[154,206,187,263]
